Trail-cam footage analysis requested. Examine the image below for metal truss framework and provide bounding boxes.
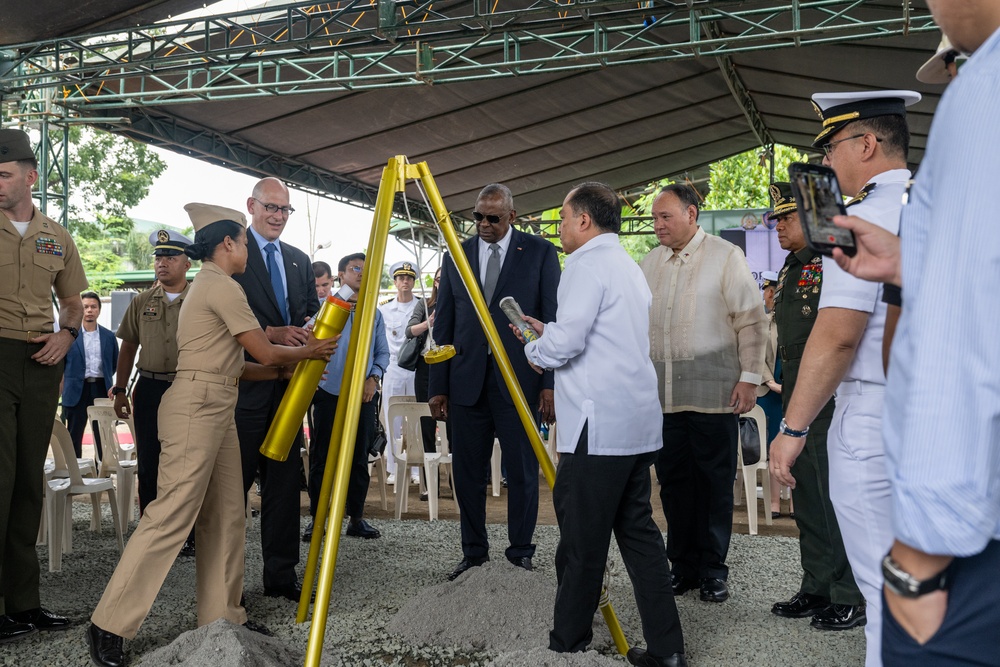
[1,1,936,108]
[0,1,936,233]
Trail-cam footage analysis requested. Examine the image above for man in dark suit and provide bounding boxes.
[429,183,560,581]
[62,291,119,458]
[233,177,319,602]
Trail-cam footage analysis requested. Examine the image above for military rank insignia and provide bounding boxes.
[35,237,63,256]
[142,303,159,319]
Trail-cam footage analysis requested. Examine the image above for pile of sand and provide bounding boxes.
[138,619,303,667]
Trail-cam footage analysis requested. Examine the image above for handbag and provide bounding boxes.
[369,392,388,458]
[397,334,423,372]
[739,415,761,466]
[397,300,427,372]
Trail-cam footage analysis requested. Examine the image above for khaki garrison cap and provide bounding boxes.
[183,203,247,232]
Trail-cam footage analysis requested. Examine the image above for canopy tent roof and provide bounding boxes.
[0,1,943,225]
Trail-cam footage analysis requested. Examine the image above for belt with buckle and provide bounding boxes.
[174,370,239,387]
[138,370,177,382]
[0,327,48,342]
[84,377,104,384]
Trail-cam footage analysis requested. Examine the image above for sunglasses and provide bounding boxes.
[472,211,508,225]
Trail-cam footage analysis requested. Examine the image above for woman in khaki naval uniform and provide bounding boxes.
[86,203,337,667]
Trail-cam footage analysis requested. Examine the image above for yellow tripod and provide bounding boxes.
[285,156,630,666]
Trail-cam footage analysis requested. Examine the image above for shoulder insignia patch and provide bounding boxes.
[846,182,877,207]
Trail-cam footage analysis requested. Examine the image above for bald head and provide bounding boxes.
[247,177,292,242]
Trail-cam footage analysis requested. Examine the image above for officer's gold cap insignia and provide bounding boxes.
[157,230,170,244]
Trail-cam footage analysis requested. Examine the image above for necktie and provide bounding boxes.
[483,243,501,304]
[264,243,289,325]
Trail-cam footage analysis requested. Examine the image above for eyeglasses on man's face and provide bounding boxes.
[347,265,363,274]
[472,210,509,225]
[253,198,296,216]
[821,133,881,158]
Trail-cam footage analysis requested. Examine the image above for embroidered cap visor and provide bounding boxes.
[769,182,797,216]
[810,90,921,148]
[149,228,193,256]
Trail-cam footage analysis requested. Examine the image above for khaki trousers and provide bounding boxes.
[92,378,247,638]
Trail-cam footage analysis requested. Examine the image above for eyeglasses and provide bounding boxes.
[347,265,363,274]
[821,133,881,158]
[253,198,295,216]
[472,211,508,225]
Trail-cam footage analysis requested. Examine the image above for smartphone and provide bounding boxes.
[787,162,857,257]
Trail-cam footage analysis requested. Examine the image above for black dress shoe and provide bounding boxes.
[810,602,867,631]
[263,584,314,603]
[345,519,380,539]
[771,591,831,618]
[302,518,314,543]
[699,578,729,603]
[0,615,37,644]
[243,620,273,636]
[507,556,533,572]
[10,607,70,631]
[626,646,688,667]
[178,538,196,558]
[447,556,489,581]
[86,623,126,667]
[670,573,699,596]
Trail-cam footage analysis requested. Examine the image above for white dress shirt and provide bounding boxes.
[477,225,513,285]
[818,168,909,385]
[83,328,102,378]
[526,233,661,457]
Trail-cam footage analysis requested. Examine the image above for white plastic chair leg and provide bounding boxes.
[106,488,124,552]
[424,455,441,522]
[491,440,502,497]
[393,468,407,519]
[49,496,68,572]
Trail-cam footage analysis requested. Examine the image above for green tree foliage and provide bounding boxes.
[53,128,167,292]
[702,145,809,211]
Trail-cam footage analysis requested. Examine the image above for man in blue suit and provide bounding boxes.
[62,291,119,458]
[233,177,319,603]
[429,183,560,581]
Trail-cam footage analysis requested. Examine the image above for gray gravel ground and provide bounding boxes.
[4,502,864,666]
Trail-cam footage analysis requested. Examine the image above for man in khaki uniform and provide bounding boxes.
[112,230,192,522]
[0,128,86,641]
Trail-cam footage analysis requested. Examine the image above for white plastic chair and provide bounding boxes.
[734,405,772,536]
[88,405,139,526]
[48,419,123,571]
[388,401,443,520]
[423,420,456,521]
[386,395,416,493]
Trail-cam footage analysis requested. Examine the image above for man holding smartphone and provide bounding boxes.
[770,90,918,667]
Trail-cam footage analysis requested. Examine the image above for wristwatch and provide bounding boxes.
[63,326,79,339]
[367,374,381,389]
[112,386,128,396]
[778,418,809,438]
[881,553,950,598]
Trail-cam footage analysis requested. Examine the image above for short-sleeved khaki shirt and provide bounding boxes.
[0,207,88,331]
[176,261,260,378]
[116,283,190,374]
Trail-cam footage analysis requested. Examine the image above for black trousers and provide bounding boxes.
[790,417,862,604]
[63,378,106,459]
[237,390,305,590]
[308,388,376,520]
[131,376,171,514]
[655,411,737,580]
[0,339,63,615]
[884,539,1000,665]
[550,424,684,656]
[450,364,538,561]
